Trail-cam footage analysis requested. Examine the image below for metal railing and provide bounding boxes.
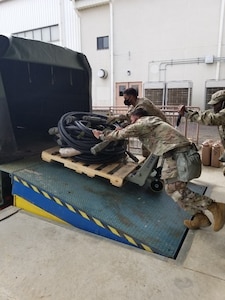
[92,105,200,155]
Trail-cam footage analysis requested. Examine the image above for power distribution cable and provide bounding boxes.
[53,111,127,163]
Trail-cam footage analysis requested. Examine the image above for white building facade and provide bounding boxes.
[0,0,79,50]
[0,0,225,109]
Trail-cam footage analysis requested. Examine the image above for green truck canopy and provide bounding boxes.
[0,35,92,162]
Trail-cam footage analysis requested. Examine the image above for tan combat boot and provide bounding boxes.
[207,202,225,231]
[184,213,211,230]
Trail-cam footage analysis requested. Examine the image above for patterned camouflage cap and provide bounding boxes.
[208,90,225,105]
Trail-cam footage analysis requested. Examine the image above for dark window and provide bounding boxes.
[119,85,126,96]
[97,36,109,50]
[130,85,139,96]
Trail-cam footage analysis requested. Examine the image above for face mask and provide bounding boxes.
[124,99,131,106]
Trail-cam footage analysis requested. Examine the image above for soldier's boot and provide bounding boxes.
[207,202,225,231]
[184,213,211,230]
[219,152,225,162]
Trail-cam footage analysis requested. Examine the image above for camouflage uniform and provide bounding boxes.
[109,97,168,157]
[185,90,225,175]
[102,116,213,216]
[128,97,168,157]
[185,108,225,151]
[127,97,167,122]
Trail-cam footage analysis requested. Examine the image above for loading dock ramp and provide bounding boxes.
[0,156,206,259]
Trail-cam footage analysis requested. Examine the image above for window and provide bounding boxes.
[97,36,109,50]
[119,85,126,96]
[50,25,59,42]
[13,25,59,44]
[33,29,42,41]
[42,27,51,42]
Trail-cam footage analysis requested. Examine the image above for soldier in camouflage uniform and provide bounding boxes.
[93,108,225,231]
[108,87,168,157]
[178,90,225,175]
[123,88,167,122]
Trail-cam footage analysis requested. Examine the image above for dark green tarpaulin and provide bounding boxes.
[0,35,92,162]
[0,35,88,70]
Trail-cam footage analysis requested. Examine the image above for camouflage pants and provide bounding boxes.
[162,156,213,215]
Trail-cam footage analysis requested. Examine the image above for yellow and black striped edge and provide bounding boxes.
[14,176,153,252]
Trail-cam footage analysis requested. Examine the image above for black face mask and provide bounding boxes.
[124,99,131,106]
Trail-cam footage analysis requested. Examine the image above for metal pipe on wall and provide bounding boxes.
[71,0,81,52]
[216,0,225,80]
[158,58,205,81]
[59,0,66,47]
[109,0,114,106]
[148,56,225,82]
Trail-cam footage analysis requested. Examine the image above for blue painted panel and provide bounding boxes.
[11,161,205,258]
[13,180,135,249]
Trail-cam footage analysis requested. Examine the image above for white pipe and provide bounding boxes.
[216,0,225,80]
[110,0,114,106]
[71,0,81,52]
[159,58,205,81]
[59,0,66,47]
[148,56,225,82]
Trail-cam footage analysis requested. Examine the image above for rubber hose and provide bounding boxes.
[55,111,126,163]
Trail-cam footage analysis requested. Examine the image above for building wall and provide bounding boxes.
[0,0,78,49]
[79,4,111,106]
[75,0,225,109]
[0,0,225,109]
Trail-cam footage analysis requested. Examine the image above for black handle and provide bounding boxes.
[176,114,182,127]
[125,150,139,163]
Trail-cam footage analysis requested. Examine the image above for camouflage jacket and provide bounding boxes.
[186,108,225,148]
[103,116,189,156]
[128,97,167,122]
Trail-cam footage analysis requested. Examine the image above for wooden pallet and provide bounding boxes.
[41,146,145,187]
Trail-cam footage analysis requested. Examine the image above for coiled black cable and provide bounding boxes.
[51,111,127,163]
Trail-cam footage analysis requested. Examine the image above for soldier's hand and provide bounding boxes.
[178,105,186,116]
[92,129,102,139]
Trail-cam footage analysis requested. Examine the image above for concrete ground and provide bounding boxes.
[0,161,225,300]
[0,124,224,300]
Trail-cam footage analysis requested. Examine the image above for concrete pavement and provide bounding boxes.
[0,163,225,300]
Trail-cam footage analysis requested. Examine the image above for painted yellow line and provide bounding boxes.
[14,176,153,252]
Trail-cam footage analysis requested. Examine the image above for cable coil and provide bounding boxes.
[49,111,127,163]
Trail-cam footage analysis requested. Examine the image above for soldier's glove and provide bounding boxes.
[178,105,186,116]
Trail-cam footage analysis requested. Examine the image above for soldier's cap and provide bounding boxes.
[208,90,225,105]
